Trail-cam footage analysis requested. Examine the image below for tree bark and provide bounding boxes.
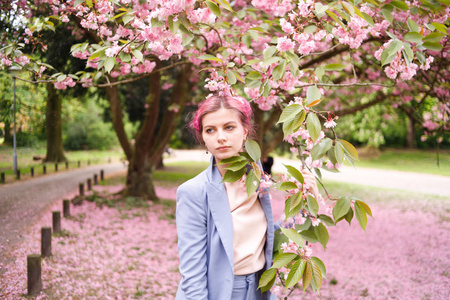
[406,115,416,149]
[44,84,66,162]
[124,63,190,200]
[3,120,11,144]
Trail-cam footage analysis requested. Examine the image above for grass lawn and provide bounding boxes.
[354,148,450,176]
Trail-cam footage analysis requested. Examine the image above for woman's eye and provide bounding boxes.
[205,128,214,134]
[226,125,235,130]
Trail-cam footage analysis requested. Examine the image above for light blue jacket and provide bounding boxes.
[175,158,275,300]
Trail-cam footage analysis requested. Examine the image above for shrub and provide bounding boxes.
[16,131,39,147]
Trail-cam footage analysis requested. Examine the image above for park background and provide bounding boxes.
[1,0,450,299]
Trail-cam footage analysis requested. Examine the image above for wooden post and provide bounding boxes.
[87,159,90,166]
[43,165,46,175]
[87,178,92,191]
[1,172,5,183]
[52,211,61,234]
[78,161,80,167]
[93,174,98,185]
[31,167,34,177]
[55,163,58,172]
[27,254,42,295]
[41,227,52,257]
[79,183,84,196]
[100,170,104,181]
[16,169,20,180]
[65,161,69,169]
[63,199,70,217]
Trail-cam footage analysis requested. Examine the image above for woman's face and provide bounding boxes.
[201,108,248,163]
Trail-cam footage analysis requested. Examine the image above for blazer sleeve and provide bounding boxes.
[176,183,208,299]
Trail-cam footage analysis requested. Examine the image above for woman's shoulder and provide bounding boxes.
[177,168,209,196]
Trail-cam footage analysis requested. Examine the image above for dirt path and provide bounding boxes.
[0,162,127,271]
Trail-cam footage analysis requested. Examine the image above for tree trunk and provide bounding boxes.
[104,61,191,200]
[44,84,66,162]
[406,115,416,148]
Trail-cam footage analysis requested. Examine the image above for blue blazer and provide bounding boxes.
[175,157,275,300]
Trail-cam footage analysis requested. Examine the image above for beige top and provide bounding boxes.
[224,177,267,275]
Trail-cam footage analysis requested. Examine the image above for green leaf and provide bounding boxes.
[284,164,304,184]
[318,214,335,226]
[272,59,287,81]
[245,169,259,197]
[431,22,448,34]
[313,223,329,249]
[280,227,304,246]
[56,74,67,82]
[299,230,318,243]
[271,253,298,269]
[422,42,442,51]
[226,160,248,172]
[341,1,355,16]
[361,12,374,27]
[388,40,403,56]
[198,54,223,62]
[119,51,131,62]
[407,19,419,32]
[262,56,282,66]
[404,32,423,43]
[306,195,319,216]
[310,257,323,290]
[311,138,332,161]
[304,25,317,34]
[333,197,351,221]
[263,46,277,60]
[246,71,262,80]
[74,0,85,6]
[285,196,303,219]
[205,0,221,17]
[295,219,311,232]
[334,144,344,165]
[276,181,298,191]
[354,201,368,231]
[218,155,247,165]
[337,139,359,161]
[324,63,345,71]
[227,70,236,85]
[326,10,345,28]
[290,192,303,210]
[306,85,321,105]
[104,57,116,73]
[390,0,409,10]
[122,14,134,25]
[311,257,326,278]
[302,261,312,291]
[277,104,303,124]
[402,42,414,61]
[222,168,246,182]
[88,47,107,61]
[282,110,305,136]
[132,49,143,62]
[356,200,373,217]
[285,259,306,289]
[423,32,445,43]
[285,50,300,65]
[245,139,261,162]
[306,113,321,142]
[381,7,394,24]
[258,268,276,289]
[344,206,354,224]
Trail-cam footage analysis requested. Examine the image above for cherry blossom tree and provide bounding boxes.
[1,0,449,296]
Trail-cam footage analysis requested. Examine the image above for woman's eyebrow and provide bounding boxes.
[223,121,238,126]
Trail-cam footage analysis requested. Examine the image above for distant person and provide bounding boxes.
[262,156,274,175]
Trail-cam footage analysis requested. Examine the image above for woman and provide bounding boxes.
[175,94,275,300]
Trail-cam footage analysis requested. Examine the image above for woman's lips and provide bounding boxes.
[216,146,231,151]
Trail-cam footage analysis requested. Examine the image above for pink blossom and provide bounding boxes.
[325,119,337,128]
[326,161,335,169]
[277,37,295,52]
[279,18,294,34]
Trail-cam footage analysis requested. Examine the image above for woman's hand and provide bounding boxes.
[301,168,320,200]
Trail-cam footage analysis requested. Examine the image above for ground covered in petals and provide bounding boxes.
[1,181,449,299]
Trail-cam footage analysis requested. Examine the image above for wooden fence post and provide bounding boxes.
[63,200,70,217]
[27,254,42,295]
[78,161,80,167]
[1,172,5,183]
[65,161,69,169]
[41,227,52,257]
[31,167,34,177]
[43,165,46,175]
[54,163,58,172]
[100,170,104,181]
[93,174,98,185]
[87,159,90,166]
[16,170,20,180]
[79,183,84,196]
[87,178,92,191]
[52,211,61,234]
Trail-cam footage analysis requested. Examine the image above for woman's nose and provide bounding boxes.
[217,130,227,142]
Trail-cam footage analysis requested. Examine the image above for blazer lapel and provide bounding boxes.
[206,158,234,270]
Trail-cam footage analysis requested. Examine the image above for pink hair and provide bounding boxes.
[190,94,254,142]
